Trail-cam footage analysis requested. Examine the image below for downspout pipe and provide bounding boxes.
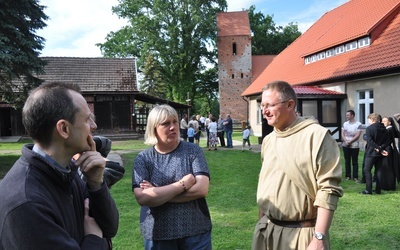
[242,96,249,125]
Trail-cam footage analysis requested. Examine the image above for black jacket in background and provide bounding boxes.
[365,122,390,157]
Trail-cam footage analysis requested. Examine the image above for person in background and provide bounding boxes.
[187,123,195,143]
[380,117,398,190]
[205,113,212,147]
[242,125,252,151]
[361,113,390,195]
[392,112,400,151]
[133,104,212,250]
[0,82,119,249]
[217,114,226,147]
[189,115,201,145]
[358,132,368,184]
[93,136,125,188]
[252,81,343,250]
[341,110,362,181]
[208,117,218,151]
[180,114,188,141]
[199,114,206,132]
[223,114,233,148]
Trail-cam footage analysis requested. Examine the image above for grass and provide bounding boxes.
[2,137,400,249]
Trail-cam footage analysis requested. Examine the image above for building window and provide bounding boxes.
[257,103,262,124]
[96,95,113,102]
[326,49,335,58]
[302,100,318,120]
[322,100,337,123]
[232,74,234,79]
[232,43,237,55]
[311,55,317,62]
[335,45,345,54]
[357,90,374,124]
[345,41,358,51]
[241,73,244,78]
[358,37,371,48]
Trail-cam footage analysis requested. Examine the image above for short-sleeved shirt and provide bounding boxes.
[133,141,212,240]
[188,120,199,132]
[342,121,362,148]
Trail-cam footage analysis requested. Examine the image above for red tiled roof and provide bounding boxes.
[242,0,400,97]
[252,55,275,82]
[293,86,344,96]
[39,57,137,92]
[217,11,251,37]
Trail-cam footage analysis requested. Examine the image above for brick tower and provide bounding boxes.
[217,11,252,123]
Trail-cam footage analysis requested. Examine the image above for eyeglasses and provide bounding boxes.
[260,100,289,110]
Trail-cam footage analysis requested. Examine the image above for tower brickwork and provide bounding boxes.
[217,11,252,123]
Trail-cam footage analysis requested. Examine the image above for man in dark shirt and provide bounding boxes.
[223,114,233,148]
[0,82,119,249]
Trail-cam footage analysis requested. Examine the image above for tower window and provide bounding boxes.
[232,43,237,55]
[232,74,235,79]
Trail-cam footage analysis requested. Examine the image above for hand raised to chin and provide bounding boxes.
[75,135,106,190]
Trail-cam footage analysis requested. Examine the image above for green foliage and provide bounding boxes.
[247,5,302,55]
[139,53,168,99]
[97,0,226,108]
[0,154,20,178]
[0,0,48,107]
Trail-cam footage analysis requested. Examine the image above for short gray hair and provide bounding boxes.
[144,104,180,145]
[262,80,297,108]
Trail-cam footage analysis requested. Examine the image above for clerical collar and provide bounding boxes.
[32,144,71,174]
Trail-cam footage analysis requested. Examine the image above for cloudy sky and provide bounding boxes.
[36,0,348,57]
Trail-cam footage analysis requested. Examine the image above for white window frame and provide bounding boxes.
[358,37,371,48]
[335,45,345,54]
[326,48,335,58]
[345,41,358,51]
[357,90,374,125]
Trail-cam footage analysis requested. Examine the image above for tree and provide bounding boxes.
[0,0,48,107]
[97,0,227,108]
[248,5,301,55]
[139,53,167,99]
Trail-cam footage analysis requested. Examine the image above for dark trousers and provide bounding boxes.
[217,131,225,147]
[364,156,383,193]
[360,151,367,182]
[180,128,188,141]
[343,147,360,179]
[206,128,210,147]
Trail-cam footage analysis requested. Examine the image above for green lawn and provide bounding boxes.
[1,139,400,249]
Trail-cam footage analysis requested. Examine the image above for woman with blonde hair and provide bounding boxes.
[133,104,212,249]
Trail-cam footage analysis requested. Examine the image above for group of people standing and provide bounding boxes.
[179,113,233,149]
[341,110,400,195]
[12,79,400,249]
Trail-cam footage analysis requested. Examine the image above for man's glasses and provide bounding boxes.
[260,100,290,110]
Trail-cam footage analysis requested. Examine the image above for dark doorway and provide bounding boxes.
[0,108,12,136]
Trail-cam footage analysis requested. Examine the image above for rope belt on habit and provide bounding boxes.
[268,217,316,228]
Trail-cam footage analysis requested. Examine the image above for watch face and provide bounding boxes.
[315,232,324,240]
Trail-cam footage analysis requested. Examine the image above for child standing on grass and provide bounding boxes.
[242,125,252,151]
[208,117,218,150]
[187,123,195,143]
